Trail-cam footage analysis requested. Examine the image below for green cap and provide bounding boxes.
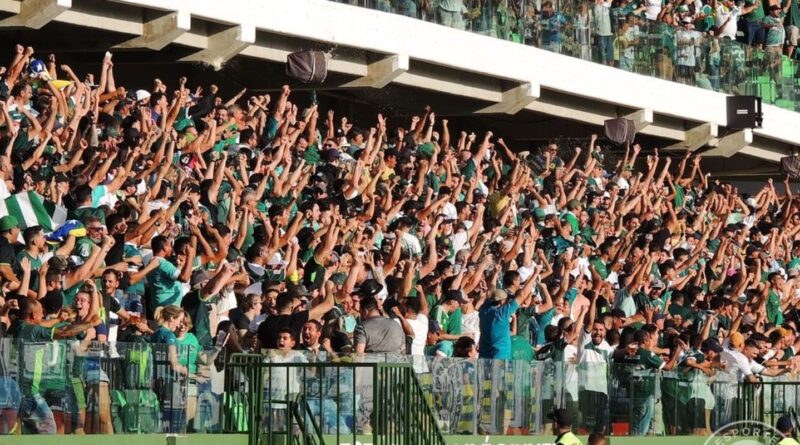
[0,215,19,231]
[533,207,547,221]
[417,142,435,159]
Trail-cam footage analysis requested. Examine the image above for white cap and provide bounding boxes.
[135,89,151,102]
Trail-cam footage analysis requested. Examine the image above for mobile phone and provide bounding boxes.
[215,331,229,349]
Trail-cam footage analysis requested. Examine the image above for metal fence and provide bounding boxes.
[3,337,800,438]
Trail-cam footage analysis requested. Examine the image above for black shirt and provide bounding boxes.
[303,257,326,291]
[257,310,310,349]
[0,237,18,269]
[229,308,252,332]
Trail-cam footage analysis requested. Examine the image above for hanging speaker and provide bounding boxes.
[727,96,762,129]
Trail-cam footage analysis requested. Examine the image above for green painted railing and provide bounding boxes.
[222,354,446,445]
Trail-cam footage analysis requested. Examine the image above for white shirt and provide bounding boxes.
[644,0,662,20]
[461,311,480,345]
[720,348,753,382]
[403,314,429,356]
[577,330,614,396]
[450,230,470,262]
[715,5,739,39]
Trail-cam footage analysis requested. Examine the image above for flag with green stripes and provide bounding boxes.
[0,191,67,232]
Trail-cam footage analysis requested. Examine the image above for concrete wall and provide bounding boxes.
[109,0,800,149]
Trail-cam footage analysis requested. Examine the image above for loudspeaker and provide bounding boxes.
[727,96,763,129]
[286,51,328,84]
[604,118,636,145]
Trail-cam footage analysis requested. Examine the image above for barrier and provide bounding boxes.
[1,337,799,438]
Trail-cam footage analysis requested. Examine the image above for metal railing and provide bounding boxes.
[222,354,446,445]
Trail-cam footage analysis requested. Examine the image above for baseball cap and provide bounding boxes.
[191,269,211,290]
[135,89,151,102]
[0,215,19,232]
[428,320,442,334]
[355,279,383,298]
[287,284,312,299]
[492,289,508,302]
[324,149,340,161]
[729,332,745,349]
[547,408,573,427]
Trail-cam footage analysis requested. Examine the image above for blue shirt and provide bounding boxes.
[478,298,520,360]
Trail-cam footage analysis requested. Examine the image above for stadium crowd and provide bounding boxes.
[337,0,800,92]
[345,0,800,57]
[0,43,799,438]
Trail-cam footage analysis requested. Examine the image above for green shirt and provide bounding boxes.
[151,326,177,345]
[632,348,664,397]
[74,237,97,264]
[146,258,183,310]
[678,349,707,402]
[590,256,609,280]
[511,335,534,362]
[767,289,784,325]
[70,206,106,226]
[764,13,786,46]
[788,0,800,26]
[13,321,56,394]
[177,332,200,374]
[745,0,765,21]
[462,159,477,180]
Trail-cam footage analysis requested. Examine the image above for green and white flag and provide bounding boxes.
[0,191,67,232]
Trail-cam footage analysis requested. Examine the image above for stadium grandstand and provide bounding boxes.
[2,1,800,445]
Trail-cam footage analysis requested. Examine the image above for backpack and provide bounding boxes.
[124,340,153,389]
[122,389,161,433]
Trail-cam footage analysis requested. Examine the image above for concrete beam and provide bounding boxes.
[477,81,540,115]
[340,54,409,89]
[180,25,255,70]
[623,108,653,132]
[665,122,718,152]
[0,0,70,29]
[703,129,754,158]
[115,10,190,51]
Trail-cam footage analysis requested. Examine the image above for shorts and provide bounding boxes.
[677,65,694,78]
[41,389,67,413]
[85,382,110,414]
[19,393,56,433]
[787,25,800,46]
[767,45,782,65]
